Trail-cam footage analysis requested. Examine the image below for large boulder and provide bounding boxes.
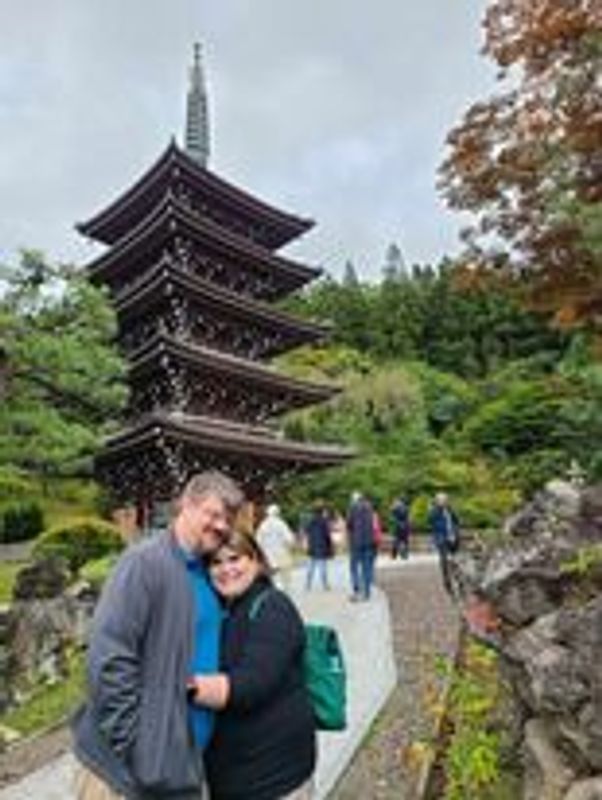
[504,481,581,540]
[564,778,602,800]
[0,608,14,713]
[523,718,577,800]
[12,557,69,601]
[505,615,589,715]
[454,481,602,798]
[578,485,602,539]
[8,595,93,687]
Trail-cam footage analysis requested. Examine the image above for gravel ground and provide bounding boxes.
[328,559,460,800]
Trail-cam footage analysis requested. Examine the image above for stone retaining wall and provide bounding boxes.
[457,481,602,800]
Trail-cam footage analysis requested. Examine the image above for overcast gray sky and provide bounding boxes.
[0,0,496,280]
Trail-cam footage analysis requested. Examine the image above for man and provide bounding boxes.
[428,492,460,596]
[346,491,376,601]
[72,471,244,800]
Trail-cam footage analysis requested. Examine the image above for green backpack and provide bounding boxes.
[248,592,347,731]
[303,623,347,731]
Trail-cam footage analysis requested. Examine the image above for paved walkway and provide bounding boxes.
[329,557,460,799]
[0,555,448,800]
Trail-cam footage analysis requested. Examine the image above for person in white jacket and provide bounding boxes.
[255,504,296,592]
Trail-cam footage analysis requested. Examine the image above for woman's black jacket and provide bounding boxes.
[204,577,316,800]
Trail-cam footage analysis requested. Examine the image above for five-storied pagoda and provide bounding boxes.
[78,44,351,527]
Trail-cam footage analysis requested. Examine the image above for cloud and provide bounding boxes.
[0,0,494,278]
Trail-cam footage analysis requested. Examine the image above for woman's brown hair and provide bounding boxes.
[209,530,272,575]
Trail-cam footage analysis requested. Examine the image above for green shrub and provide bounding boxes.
[501,449,569,496]
[464,379,572,458]
[0,561,23,604]
[409,363,479,436]
[33,518,124,573]
[442,643,504,800]
[1,502,45,543]
[456,489,520,529]
[410,495,432,531]
[79,553,119,590]
[0,467,34,505]
[410,488,519,532]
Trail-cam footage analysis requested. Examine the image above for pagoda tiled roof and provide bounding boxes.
[77,140,314,249]
[100,412,353,467]
[129,333,339,406]
[115,262,328,345]
[86,193,321,298]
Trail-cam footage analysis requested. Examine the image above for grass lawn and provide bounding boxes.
[0,561,23,604]
[0,652,85,738]
[0,478,100,531]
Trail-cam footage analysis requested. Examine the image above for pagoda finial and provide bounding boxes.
[185,42,210,167]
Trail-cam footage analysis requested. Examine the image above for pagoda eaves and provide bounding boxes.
[127,334,340,424]
[130,335,341,407]
[97,413,352,503]
[86,193,321,302]
[77,141,314,251]
[114,262,328,360]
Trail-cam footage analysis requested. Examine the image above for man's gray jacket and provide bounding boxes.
[72,531,203,798]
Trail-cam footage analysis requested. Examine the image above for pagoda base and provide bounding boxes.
[96,413,352,504]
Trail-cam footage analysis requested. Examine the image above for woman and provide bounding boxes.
[188,531,316,800]
[255,504,296,593]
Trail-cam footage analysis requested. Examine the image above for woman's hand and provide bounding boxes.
[187,674,230,710]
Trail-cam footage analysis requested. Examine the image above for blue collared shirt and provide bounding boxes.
[178,546,222,749]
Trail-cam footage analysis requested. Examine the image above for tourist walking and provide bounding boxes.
[346,492,377,601]
[190,531,316,800]
[391,496,411,559]
[72,471,244,800]
[303,502,333,591]
[428,492,460,596]
[255,504,296,593]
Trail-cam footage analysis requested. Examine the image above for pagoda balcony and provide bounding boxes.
[126,333,339,424]
[115,263,328,360]
[87,193,320,302]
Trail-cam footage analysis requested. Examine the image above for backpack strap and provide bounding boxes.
[247,588,273,621]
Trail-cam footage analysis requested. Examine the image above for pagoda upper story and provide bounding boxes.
[78,140,314,253]
[81,43,351,504]
[83,180,321,302]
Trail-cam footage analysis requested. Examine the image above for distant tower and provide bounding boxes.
[185,42,210,167]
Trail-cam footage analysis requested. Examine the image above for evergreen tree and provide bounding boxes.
[343,259,360,287]
[0,251,128,482]
[382,242,405,283]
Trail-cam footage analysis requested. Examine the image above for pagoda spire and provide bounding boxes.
[185,42,210,167]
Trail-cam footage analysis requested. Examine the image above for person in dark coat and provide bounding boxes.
[428,492,460,596]
[346,491,377,601]
[303,502,333,590]
[391,497,411,559]
[189,531,316,800]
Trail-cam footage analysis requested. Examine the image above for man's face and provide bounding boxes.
[180,493,231,554]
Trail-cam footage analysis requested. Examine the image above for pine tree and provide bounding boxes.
[343,260,360,287]
[382,243,405,283]
[0,251,128,482]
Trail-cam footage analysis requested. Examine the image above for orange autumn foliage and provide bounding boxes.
[439,0,602,342]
